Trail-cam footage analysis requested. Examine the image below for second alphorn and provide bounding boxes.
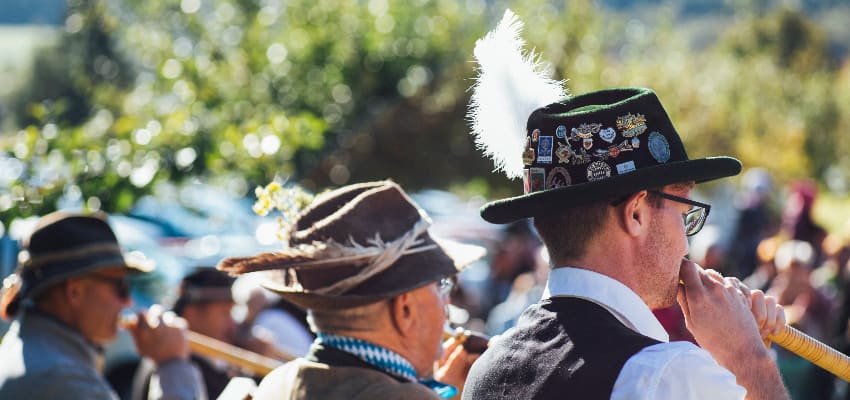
[187,331,288,376]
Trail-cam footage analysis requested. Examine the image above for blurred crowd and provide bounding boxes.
[1,169,848,400]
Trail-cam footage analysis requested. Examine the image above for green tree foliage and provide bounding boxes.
[1,0,498,223]
[2,0,849,226]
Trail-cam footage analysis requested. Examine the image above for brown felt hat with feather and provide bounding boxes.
[217,180,485,311]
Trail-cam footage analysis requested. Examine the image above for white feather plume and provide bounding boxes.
[468,9,568,179]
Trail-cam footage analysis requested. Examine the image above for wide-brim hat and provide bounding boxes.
[481,88,741,224]
[218,181,485,311]
[172,267,236,313]
[1,212,154,318]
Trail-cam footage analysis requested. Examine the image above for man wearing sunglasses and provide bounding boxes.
[463,84,789,398]
[0,212,205,400]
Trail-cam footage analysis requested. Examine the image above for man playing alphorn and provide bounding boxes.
[219,181,483,399]
[462,11,789,400]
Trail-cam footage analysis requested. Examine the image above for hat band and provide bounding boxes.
[24,243,125,270]
[297,218,438,296]
[179,287,234,303]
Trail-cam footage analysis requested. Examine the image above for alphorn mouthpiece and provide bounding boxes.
[443,325,490,354]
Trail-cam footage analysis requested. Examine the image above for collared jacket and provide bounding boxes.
[0,310,206,400]
[252,344,441,400]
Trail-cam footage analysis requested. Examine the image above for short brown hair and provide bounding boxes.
[533,184,690,264]
[533,201,611,264]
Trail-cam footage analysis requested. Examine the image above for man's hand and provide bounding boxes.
[749,287,785,344]
[125,305,192,364]
[677,259,789,400]
[434,336,481,399]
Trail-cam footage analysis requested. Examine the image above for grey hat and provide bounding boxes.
[1,212,153,318]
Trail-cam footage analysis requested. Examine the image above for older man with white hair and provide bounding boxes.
[218,181,485,400]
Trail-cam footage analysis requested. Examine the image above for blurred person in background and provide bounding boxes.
[231,274,313,360]
[810,233,850,307]
[727,168,779,279]
[484,245,548,336]
[812,234,850,400]
[218,181,485,399]
[132,267,249,399]
[744,236,782,292]
[780,180,828,265]
[249,295,314,359]
[479,220,542,319]
[766,239,836,400]
[767,240,834,340]
[0,212,205,400]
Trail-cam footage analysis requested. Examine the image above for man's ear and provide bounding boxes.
[389,291,415,337]
[64,279,87,309]
[620,190,650,237]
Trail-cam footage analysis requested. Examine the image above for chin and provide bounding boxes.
[92,330,118,345]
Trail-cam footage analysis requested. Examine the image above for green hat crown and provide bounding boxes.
[521,88,686,193]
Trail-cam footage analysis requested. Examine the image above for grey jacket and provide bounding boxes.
[253,358,442,400]
[0,311,206,400]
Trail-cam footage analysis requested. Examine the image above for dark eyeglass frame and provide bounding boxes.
[648,191,711,236]
[85,275,131,300]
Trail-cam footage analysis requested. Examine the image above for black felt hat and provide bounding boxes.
[173,267,236,314]
[480,88,742,224]
[1,212,153,318]
[218,181,485,311]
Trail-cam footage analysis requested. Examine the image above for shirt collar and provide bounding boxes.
[315,333,457,398]
[542,266,669,342]
[22,309,104,367]
[316,333,419,381]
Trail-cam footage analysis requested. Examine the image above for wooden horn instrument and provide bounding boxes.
[768,325,850,382]
[192,325,491,376]
[677,269,850,382]
[186,331,288,376]
[118,313,289,376]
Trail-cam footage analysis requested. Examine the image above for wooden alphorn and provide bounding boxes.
[187,331,288,376]
[768,324,850,382]
[119,312,290,376]
[192,326,490,376]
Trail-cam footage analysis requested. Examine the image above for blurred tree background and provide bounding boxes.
[1,0,849,233]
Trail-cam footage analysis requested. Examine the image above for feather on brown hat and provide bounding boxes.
[217,180,485,311]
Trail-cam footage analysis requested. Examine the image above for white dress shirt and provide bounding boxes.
[543,267,746,399]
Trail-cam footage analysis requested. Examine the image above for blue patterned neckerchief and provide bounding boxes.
[316,333,457,398]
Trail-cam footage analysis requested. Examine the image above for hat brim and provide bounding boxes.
[4,251,154,319]
[259,237,485,310]
[27,253,153,297]
[481,156,741,224]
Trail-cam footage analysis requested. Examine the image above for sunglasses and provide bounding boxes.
[85,275,131,300]
[648,191,711,236]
